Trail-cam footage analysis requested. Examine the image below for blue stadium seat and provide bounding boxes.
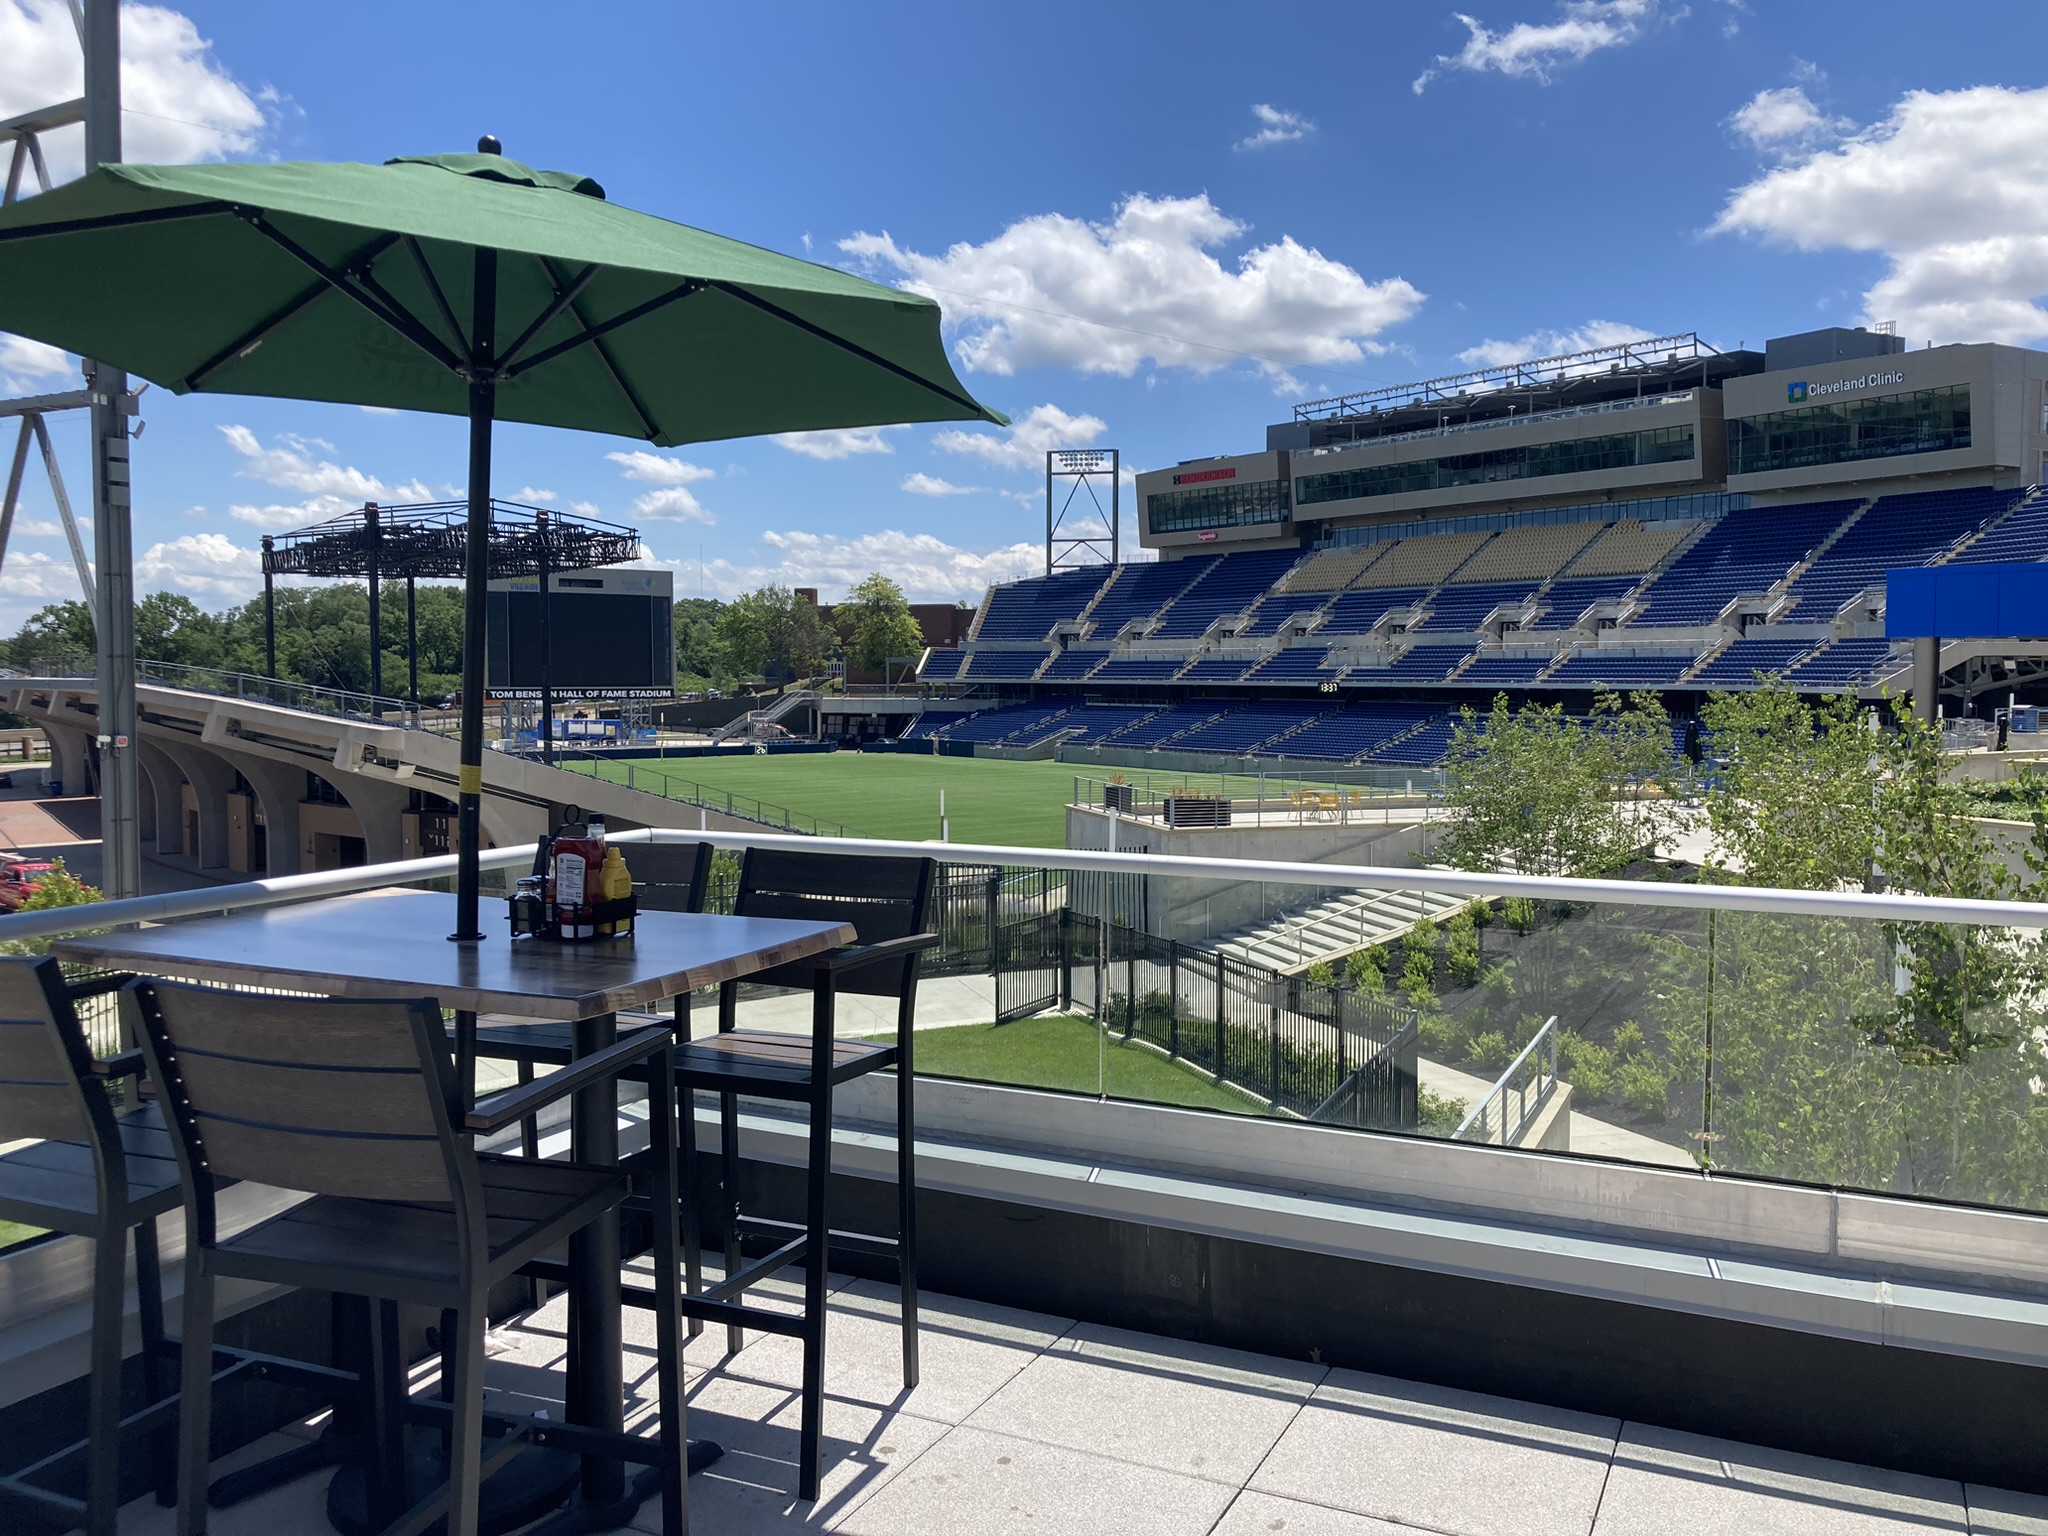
[1349,645,1473,684]
[1527,576,1639,629]
[1151,550,1304,638]
[1781,637,1904,688]
[1628,502,1859,626]
[940,703,1075,744]
[1267,702,1440,762]
[1316,587,1428,635]
[1039,647,1108,680]
[1547,651,1702,687]
[1414,582,1542,633]
[1109,705,1233,748]
[1057,705,1165,744]
[1169,701,1325,754]
[1458,652,1558,686]
[1090,657,1186,682]
[1944,493,2048,565]
[974,568,1113,641]
[1779,487,2020,621]
[1244,647,1339,684]
[964,649,1049,680]
[917,648,965,681]
[1688,637,1817,687]
[1363,715,1458,766]
[1085,559,1217,639]
[1179,656,1256,682]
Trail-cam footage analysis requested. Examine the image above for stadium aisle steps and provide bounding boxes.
[1245,647,1341,684]
[1179,655,1258,682]
[1318,586,1429,635]
[973,567,1111,641]
[1415,582,1542,632]
[1782,637,1904,688]
[1548,650,1704,687]
[918,648,966,681]
[1269,702,1441,762]
[1152,549,1303,637]
[1039,646,1109,680]
[1106,704,1236,748]
[1083,557,1218,638]
[1526,575,1640,630]
[1168,700,1328,754]
[1460,652,1561,687]
[1779,487,2015,621]
[1685,637,1820,687]
[1628,501,1859,626]
[1055,704,1165,745]
[1941,487,2048,565]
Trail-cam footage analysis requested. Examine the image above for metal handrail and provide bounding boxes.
[1453,1016,1559,1146]
[5,827,2048,946]
[1298,392,1697,458]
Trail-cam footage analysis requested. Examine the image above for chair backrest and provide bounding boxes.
[0,956,114,1150]
[630,841,714,914]
[733,849,936,997]
[131,981,463,1215]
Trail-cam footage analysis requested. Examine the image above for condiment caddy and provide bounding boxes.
[510,805,637,942]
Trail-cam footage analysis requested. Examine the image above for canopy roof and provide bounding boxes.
[260,499,640,581]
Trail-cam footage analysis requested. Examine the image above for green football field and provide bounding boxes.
[565,751,1367,848]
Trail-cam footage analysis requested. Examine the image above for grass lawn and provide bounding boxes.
[0,1219,43,1252]
[886,1015,1261,1114]
[570,750,1374,849]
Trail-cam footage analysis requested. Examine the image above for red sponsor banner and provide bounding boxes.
[1172,467,1236,486]
[1196,530,1219,542]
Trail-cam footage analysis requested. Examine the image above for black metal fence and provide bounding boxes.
[1065,920,1419,1130]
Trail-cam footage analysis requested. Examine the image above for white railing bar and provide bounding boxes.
[1454,1015,1557,1143]
[3,822,2046,946]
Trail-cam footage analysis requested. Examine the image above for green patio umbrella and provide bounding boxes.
[0,137,1003,938]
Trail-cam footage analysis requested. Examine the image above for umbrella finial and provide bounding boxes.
[477,134,502,154]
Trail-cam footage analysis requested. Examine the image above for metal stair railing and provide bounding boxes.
[1454,1015,1560,1146]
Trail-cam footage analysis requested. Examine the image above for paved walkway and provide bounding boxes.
[121,1261,2048,1535]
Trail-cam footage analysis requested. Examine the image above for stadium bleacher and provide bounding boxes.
[1415,582,1541,632]
[1274,544,1381,593]
[1151,549,1303,637]
[1782,638,1904,688]
[1944,491,2048,565]
[1107,705,1232,748]
[1355,530,1494,588]
[965,649,1047,680]
[1548,651,1704,687]
[1452,521,1607,583]
[919,648,966,681]
[901,710,981,740]
[940,702,1073,744]
[1038,647,1108,680]
[1365,715,1460,766]
[1168,701,1326,755]
[1090,657,1186,682]
[1178,656,1257,682]
[1318,587,1429,635]
[1355,644,1474,683]
[1241,595,1331,637]
[1244,647,1341,684]
[1686,637,1818,687]
[1271,701,1440,762]
[974,568,1108,641]
[1627,502,1858,626]
[1083,558,1216,638]
[1459,652,1558,686]
[1055,704,1164,744]
[1777,487,2017,621]
[1568,518,1695,578]
[1527,575,1640,629]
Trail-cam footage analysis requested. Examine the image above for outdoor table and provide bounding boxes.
[55,886,855,1534]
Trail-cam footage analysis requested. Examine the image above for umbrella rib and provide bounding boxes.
[497,278,706,380]
[523,255,658,439]
[401,235,469,359]
[0,199,230,244]
[497,263,602,374]
[237,211,465,375]
[183,232,404,391]
[705,279,991,417]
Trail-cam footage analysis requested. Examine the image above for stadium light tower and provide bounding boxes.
[1045,448,1119,575]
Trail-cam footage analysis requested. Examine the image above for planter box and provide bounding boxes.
[1165,795,1231,828]
[1102,782,1136,813]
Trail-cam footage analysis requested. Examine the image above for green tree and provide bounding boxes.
[2,601,95,667]
[716,585,833,691]
[836,573,925,675]
[671,597,727,687]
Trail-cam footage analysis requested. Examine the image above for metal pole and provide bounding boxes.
[1045,451,1053,577]
[85,0,139,901]
[260,537,276,678]
[453,236,496,943]
[365,501,382,704]
[406,573,418,708]
[538,508,554,765]
[1110,447,1120,565]
[0,418,29,584]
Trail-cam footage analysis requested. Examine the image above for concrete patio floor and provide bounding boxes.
[111,1258,2048,1536]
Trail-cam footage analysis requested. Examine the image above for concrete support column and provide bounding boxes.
[133,752,157,845]
[213,750,304,876]
[136,740,187,857]
[152,740,236,870]
[1913,635,1941,724]
[42,723,90,798]
[331,775,411,868]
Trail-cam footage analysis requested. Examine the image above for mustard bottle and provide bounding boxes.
[597,846,633,936]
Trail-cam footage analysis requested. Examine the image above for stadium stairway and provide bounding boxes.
[1207,885,1474,976]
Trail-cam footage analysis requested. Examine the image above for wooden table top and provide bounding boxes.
[53,888,857,1021]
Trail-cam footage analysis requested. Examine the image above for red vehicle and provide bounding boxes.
[0,856,59,911]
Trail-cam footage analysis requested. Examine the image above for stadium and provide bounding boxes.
[866,325,2048,767]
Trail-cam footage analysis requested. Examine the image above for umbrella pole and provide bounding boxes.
[453,248,496,943]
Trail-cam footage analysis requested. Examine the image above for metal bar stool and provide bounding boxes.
[673,848,937,1501]
[131,978,691,1536]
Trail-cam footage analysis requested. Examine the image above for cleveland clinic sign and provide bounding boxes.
[1787,369,1906,403]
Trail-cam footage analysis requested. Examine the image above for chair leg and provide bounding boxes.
[678,1081,703,1341]
[175,1252,215,1536]
[719,1089,743,1356]
[442,1300,489,1536]
[797,1078,834,1503]
[896,1049,920,1392]
[85,1222,128,1536]
[135,1216,178,1506]
[649,1058,690,1536]
[517,1059,539,1160]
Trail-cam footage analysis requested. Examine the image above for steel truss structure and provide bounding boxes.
[1045,448,1119,575]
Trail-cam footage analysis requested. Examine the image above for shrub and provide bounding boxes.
[1401,946,1436,1000]
[1617,1055,1671,1119]
[1,857,101,957]
[1346,948,1385,996]
[1405,917,1440,962]
[1611,1020,1647,1059]
[1305,960,1336,988]
[1418,1087,1466,1137]
[1503,895,1538,933]
[1557,1030,1615,1101]
[1468,1030,1512,1072]
[1445,912,1481,986]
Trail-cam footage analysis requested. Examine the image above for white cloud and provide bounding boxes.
[136,532,262,601]
[513,486,556,504]
[218,424,431,530]
[668,530,1046,604]
[10,518,63,537]
[1456,319,1657,367]
[1715,83,2048,344]
[841,193,1422,380]
[1237,103,1313,151]
[934,403,1107,473]
[1413,0,1662,93]
[0,1,270,182]
[604,450,715,486]
[901,473,980,497]
[771,427,900,460]
[0,334,73,393]
[1728,67,1854,157]
[0,548,81,601]
[627,487,714,524]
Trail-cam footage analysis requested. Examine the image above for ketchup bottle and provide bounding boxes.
[551,808,601,939]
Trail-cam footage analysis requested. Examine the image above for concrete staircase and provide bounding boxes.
[1207,884,1474,975]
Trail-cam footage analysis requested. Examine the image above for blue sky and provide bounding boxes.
[2,0,2045,622]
